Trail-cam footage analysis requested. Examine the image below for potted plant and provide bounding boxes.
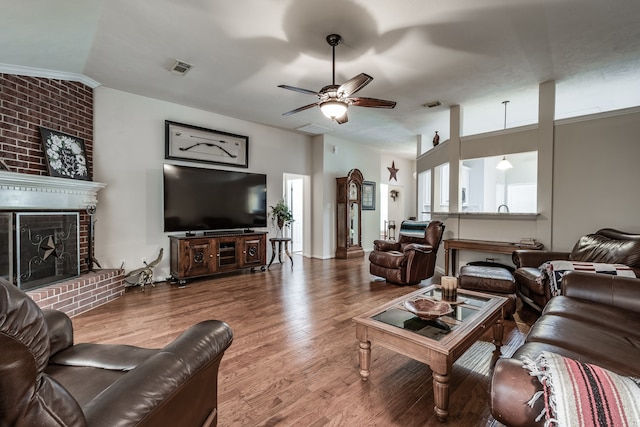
[269,199,294,236]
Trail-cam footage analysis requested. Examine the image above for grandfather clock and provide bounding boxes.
[336,168,364,259]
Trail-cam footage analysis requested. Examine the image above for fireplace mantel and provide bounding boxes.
[0,171,106,210]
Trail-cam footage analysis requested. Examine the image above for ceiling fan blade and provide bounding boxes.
[338,73,373,98]
[277,85,319,96]
[350,97,397,109]
[282,103,318,116]
[335,112,348,124]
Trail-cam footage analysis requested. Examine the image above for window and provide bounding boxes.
[434,163,449,212]
[460,152,537,213]
[418,170,431,220]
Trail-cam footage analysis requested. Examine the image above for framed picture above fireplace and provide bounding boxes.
[40,128,89,180]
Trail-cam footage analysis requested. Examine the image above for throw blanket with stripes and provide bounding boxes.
[398,220,430,238]
[538,260,636,297]
[522,351,640,426]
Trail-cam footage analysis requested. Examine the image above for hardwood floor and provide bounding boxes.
[70,255,534,427]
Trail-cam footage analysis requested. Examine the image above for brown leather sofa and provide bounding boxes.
[513,228,640,312]
[490,272,640,426]
[0,278,233,427]
[369,220,445,285]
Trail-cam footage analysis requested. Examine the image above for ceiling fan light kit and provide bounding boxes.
[320,100,348,119]
[279,34,396,124]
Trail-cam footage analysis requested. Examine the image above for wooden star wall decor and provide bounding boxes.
[387,161,399,181]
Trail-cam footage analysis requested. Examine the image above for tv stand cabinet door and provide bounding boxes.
[175,238,215,278]
[241,235,266,267]
[217,237,240,271]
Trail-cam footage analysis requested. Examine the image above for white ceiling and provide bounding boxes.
[3,0,640,157]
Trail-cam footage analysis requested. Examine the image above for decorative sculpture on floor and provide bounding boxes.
[124,248,163,290]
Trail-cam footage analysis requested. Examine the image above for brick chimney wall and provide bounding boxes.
[0,73,94,273]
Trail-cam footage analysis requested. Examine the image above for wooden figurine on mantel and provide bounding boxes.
[335,168,364,259]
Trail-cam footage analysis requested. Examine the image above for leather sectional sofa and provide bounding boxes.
[513,228,640,312]
[490,272,640,426]
[0,278,233,427]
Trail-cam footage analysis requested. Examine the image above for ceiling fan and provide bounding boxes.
[278,34,396,124]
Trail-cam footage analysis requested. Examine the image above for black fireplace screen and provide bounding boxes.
[0,213,12,283]
[16,212,80,291]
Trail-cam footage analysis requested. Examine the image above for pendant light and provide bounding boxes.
[496,100,513,170]
[496,156,513,170]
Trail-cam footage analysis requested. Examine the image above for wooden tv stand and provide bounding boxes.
[169,231,267,284]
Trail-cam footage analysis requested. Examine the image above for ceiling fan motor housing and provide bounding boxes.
[326,34,342,47]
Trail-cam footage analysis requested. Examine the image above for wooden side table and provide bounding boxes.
[268,237,293,269]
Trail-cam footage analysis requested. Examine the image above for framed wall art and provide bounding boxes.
[362,181,376,210]
[165,120,249,168]
[39,128,89,180]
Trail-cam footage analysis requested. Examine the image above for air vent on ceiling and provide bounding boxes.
[169,59,193,76]
[295,123,333,135]
[422,100,442,109]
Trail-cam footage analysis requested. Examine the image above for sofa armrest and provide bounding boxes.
[491,358,544,427]
[42,309,74,356]
[83,320,233,427]
[512,250,569,268]
[373,240,401,252]
[562,271,640,313]
[403,243,433,254]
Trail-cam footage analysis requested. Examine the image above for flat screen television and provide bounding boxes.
[163,164,267,233]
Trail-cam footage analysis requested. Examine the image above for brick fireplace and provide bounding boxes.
[0,171,124,316]
[0,73,125,316]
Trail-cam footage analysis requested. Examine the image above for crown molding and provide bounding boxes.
[0,63,101,88]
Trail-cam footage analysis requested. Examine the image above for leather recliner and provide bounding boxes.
[513,228,640,312]
[369,220,445,285]
[0,277,233,427]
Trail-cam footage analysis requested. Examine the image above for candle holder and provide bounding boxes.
[441,276,458,302]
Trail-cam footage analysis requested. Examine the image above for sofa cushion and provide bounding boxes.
[570,233,640,271]
[524,314,640,377]
[522,351,640,426]
[542,295,640,339]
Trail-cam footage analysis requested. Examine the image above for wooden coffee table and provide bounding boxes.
[353,285,506,422]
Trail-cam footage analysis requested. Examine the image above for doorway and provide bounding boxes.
[284,174,305,253]
[379,183,405,240]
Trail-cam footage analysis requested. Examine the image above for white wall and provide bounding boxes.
[316,135,382,258]
[93,87,312,279]
[552,109,640,250]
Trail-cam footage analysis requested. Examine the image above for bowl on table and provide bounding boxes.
[403,298,453,320]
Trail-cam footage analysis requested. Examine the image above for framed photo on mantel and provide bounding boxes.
[165,120,249,168]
